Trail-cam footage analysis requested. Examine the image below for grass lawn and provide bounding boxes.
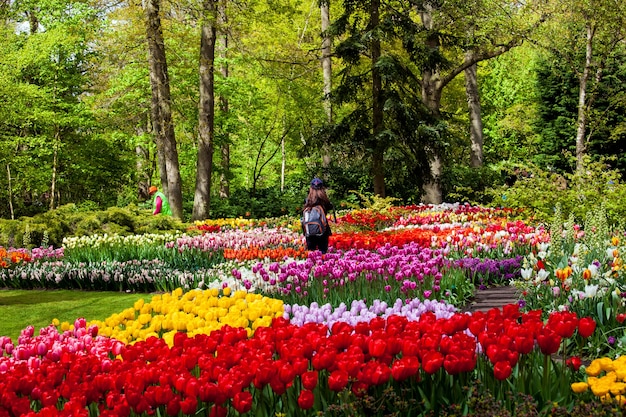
[0,289,153,341]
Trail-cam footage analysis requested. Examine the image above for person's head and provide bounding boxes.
[149,186,158,195]
[310,177,324,190]
[306,177,330,207]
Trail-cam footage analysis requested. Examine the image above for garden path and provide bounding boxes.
[462,285,519,313]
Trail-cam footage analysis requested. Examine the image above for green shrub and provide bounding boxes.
[102,207,137,233]
[487,157,626,225]
[74,215,103,237]
[444,165,503,205]
[0,220,20,247]
[210,186,304,219]
[135,215,188,234]
[0,204,191,248]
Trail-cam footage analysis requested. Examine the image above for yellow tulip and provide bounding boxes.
[610,382,626,395]
[599,357,616,372]
[133,299,145,311]
[587,361,604,377]
[591,382,610,397]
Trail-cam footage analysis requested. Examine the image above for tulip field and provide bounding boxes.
[2,203,626,416]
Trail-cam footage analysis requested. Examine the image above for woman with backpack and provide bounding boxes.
[302,177,334,254]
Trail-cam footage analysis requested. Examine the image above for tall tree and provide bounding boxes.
[218,0,230,199]
[415,0,540,203]
[465,53,484,168]
[320,0,333,169]
[144,0,184,219]
[192,0,218,220]
[329,0,435,200]
[369,0,385,197]
[565,0,625,172]
[0,0,135,217]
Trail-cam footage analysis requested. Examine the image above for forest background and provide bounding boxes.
[1,0,626,224]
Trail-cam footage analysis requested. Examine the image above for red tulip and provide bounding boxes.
[522,309,543,323]
[477,331,498,352]
[301,370,318,390]
[617,313,626,324]
[368,338,387,358]
[422,351,444,374]
[232,391,253,414]
[578,317,596,338]
[362,361,391,385]
[312,348,337,370]
[456,352,477,373]
[401,338,420,357]
[419,332,442,352]
[199,381,220,404]
[351,381,369,397]
[331,321,353,335]
[180,396,198,415]
[493,361,512,380]
[184,378,198,398]
[486,344,509,365]
[391,356,420,381]
[166,397,181,416]
[442,313,469,335]
[536,327,561,355]
[443,353,467,375]
[566,356,583,371]
[468,316,486,337]
[555,318,578,338]
[297,389,315,410]
[209,405,228,417]
[278,361,296,384]
[253,362,277,388]
[502,303,521,320]
[270,375,287,396]
[41,390,59,407]
[328,370,349,392]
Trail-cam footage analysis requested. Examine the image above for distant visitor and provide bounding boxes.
[149,186,172,216]
[301,177,333,254]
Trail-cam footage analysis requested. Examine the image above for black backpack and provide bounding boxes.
[302,205,328,237]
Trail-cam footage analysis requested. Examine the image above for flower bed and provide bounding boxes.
[0,203,624,416]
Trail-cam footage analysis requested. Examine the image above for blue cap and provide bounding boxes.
[310,177,324,189]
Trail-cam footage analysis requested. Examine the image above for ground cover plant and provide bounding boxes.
[1,203,625,416]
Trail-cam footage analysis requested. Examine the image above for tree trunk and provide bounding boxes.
[575,22,595,173]
[371,0,385,197]
[192,0,217,221]
[27,9,38,34]
[7,164,14,220]
[416,1,522,203]
[49,126,59,210]
[464,52,484,168]
[419,2,443,204]
[144,0,183,219]
[218,0,230,199]
[133,124,152,200]
[281,134,285,192]
[147,90,168,196]
[320,0,332,168]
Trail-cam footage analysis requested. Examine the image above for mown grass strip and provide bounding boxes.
[0,289,152,341]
